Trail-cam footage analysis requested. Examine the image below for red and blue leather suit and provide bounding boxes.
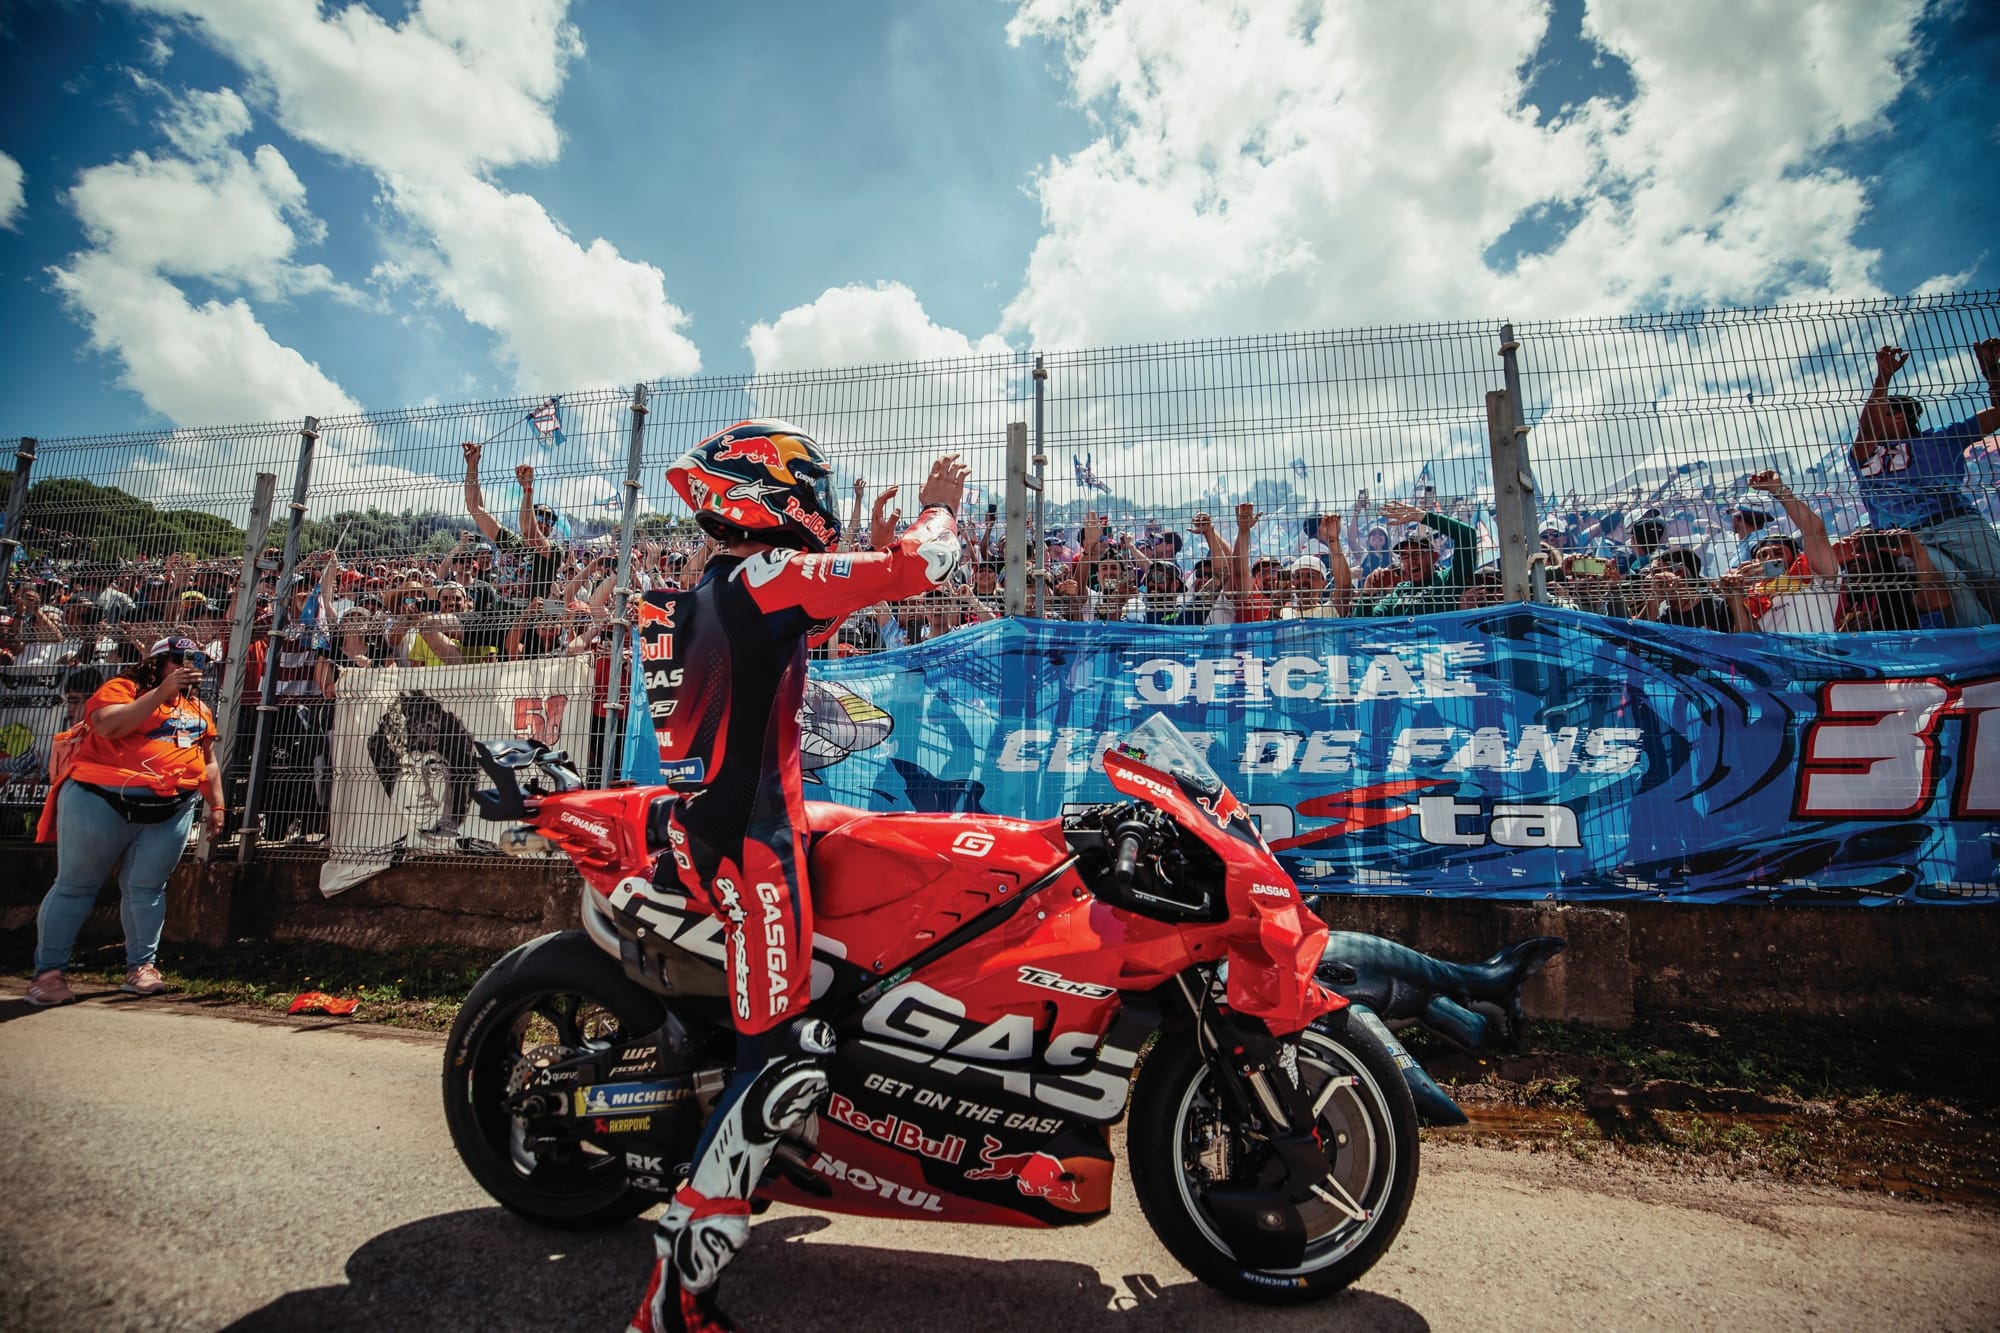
[636,503,961,1321]
[648,503,960,1033]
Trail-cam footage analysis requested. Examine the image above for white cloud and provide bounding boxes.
[52,82,364,426]
[1001,0,1928,346]
[129,0,701,387]
[68,132,348,302]
[746,282,1012,372]
[0,150,24,230]
[49,252,362,424]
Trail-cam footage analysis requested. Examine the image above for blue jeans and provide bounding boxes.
[33,782,199,973]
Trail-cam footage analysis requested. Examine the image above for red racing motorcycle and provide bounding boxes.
[444,715,1417,1302]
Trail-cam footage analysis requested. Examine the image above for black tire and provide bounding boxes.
[442,930,666,1229]
[1126,1013,1419,1303]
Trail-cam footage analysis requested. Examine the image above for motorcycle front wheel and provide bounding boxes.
[442,929,666,1229]
[1126,1012,1418,1303]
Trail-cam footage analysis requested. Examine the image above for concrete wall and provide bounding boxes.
[7,846,1998,1030]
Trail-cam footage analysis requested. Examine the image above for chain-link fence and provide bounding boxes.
[4,291,1996,876]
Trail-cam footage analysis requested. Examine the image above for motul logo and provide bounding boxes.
[811,1153,944,1212]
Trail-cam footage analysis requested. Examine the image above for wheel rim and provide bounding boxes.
[457,986,635,1206]
[1169,1029,1397,1275]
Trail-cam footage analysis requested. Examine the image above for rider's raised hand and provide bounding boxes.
[918,454,969,512]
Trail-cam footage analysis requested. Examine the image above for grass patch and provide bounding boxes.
[2,931,502,1032]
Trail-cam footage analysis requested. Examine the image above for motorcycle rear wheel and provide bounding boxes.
[442,930,666,1229]
[1126,1013,1418,1303]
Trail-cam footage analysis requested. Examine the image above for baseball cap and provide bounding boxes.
[1393,533,1431,553]
[148,635,209,666]
[1731,492,1781,518]
[1289,554,1327,575]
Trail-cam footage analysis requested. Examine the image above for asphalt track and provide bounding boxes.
[3,987,1997,1332]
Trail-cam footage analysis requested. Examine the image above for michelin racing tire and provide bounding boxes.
[1126,1014,1418,1303]
[444,930,666,1229]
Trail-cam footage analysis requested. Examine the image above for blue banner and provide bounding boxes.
[795,609,2000,906]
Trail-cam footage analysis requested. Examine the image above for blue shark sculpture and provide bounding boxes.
[1317,933,1568,1125]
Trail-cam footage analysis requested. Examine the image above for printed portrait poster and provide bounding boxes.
[320,657,593,896]
[0,671,70,812]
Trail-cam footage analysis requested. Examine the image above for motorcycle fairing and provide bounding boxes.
[1103,746,1342,1036]
[755,993,1154,1227]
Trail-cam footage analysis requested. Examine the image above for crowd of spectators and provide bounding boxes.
[2,338,1996,831]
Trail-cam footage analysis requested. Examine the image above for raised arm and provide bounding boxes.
[1232,503,1257,596]
[462,441,501,542]
[516,463,551,557]
[1319,515,1355,616]
[1424,509,1480,589]
[740,455,967,625]
[1746,469,1835,579]
[841,477,865,553]
[1852,344,1909,462]
[1977,339,2000,433]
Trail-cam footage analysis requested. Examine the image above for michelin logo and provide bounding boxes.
[573,1081,686,1116]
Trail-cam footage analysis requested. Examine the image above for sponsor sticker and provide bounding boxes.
[573,1082,687,1116]
[661,757,707,784]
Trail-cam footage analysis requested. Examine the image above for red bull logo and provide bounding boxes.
[963,1133,1080,1205]
[715,433,785,468]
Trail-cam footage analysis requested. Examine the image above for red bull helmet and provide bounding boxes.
[667,419,842,553]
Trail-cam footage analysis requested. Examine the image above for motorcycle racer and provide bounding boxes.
[630,420,966,1333]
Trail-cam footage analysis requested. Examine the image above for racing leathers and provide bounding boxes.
[632,504,960,1332]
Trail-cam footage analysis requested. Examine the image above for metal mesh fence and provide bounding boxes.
[3,292,1996,869]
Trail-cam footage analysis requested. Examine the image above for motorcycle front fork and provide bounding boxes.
[1172,971,1320,1139]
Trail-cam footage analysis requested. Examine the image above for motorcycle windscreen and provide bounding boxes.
[1103,715,1342,1036]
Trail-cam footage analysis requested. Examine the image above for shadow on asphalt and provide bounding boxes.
[221,1208,1431,1332]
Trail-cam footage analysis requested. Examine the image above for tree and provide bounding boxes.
[1,473,247,562]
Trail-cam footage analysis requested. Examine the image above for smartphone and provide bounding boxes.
[1570,556,1608,577]
[1301,516,1320,539]
[1759,559,1788,579]
[986,502,998,521]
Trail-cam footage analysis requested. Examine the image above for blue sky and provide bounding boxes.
[0,0,1993,442]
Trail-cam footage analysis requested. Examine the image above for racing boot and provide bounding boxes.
[628,1017,836,1333]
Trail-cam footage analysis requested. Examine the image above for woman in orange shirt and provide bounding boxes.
[25,638,224,1008]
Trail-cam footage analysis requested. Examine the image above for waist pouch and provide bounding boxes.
[76,782,198,825]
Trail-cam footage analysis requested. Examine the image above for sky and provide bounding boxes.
[0,0,1994,447]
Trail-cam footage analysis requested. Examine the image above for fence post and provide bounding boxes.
[607,382,650,785]
[1487,323,1543,603]
[0,437,38,600]
[202,471,277,863]
[1031,354,1048,618]
[238,416,320,863]
[1003,421,1032,617]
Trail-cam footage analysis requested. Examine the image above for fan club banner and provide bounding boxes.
[321,657,592,896]
[634,607,2000,906]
